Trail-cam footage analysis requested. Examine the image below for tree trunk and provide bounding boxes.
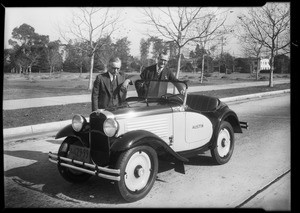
[88,53,95,90]
[269,54,274,87]
[256,58,260,80]
[200,55,205,84]
[175,48,182,79]
[49,66,52,76]
[103,64,108,72]
[139,65,144,73]
[79,65,82,77]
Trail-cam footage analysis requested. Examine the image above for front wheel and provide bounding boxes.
[114,146,158,202]
[211,121,235,165]
[57,137,92,183]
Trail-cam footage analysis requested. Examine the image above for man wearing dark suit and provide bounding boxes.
[137,53,184,97]
[91,57,132,111]
[140,53,180,81]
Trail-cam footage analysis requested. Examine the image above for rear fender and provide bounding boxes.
[222,111,243,134]
[213,103,243,134]
[209,110,242,150]
[111,130,188,163]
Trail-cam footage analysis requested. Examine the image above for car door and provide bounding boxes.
[185,111,213,150]
[172,111,213,152]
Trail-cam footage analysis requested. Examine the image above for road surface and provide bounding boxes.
[3,94,290,209]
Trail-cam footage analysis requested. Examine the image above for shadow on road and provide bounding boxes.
[4,150,126,205]
[185,155,219,166]
[4,149,218,206]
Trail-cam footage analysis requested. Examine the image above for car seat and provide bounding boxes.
[186,94,220,112]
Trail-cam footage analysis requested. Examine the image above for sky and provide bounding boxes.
[4,7,247,58]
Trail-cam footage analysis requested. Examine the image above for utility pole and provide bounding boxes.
[232,51,235,73]
[219,36,224,74]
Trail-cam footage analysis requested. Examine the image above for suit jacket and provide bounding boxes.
[91,72,128,111]
[138,64,184,95]
[140,64,179,81]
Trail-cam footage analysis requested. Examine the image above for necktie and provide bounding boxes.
[111,75,117,88]
[157,68,162,75]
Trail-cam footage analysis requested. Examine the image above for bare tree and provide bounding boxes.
[140,38,151,72]
[193,9,230,82]
[240,39,265,80]
[142,7,224,79]
[59,7,121,90]
[236,3,290,87]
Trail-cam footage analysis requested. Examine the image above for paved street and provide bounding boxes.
[3,94,291,209]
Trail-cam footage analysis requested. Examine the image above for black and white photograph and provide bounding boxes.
[3,3,291,210]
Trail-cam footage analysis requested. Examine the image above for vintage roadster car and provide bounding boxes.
[48,79,248,202]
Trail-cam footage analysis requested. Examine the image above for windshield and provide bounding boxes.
[104,79,188,111]
[131,79,188,99]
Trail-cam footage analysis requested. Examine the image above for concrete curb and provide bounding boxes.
[3,89,290,140]
[220,89,290,103]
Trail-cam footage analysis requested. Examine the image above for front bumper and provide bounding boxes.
[48,152,120,181]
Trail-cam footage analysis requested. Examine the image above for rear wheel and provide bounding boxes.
[211,121,235,165]
[57,137,92,183]
[114,146,158,202]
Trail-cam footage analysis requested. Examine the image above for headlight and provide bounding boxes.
[103,118,119,137]
[72,114,86,132]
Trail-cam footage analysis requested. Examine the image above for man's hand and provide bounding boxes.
[120,79,131,92]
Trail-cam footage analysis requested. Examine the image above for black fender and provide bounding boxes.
[222,110,243,133]
[55,124,74,139]
[208,106,243,150]
[110,130,189,163]
[55,124,90,147]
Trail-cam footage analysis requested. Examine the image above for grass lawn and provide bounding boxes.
[3,72,290,128]
[3,71,290,100]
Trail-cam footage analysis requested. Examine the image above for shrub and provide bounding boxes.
[259,76,269,80]
[40,75,50,79]
[204,73,212,77]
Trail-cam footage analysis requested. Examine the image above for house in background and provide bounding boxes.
[248,57,270,73]
[58,44,67,62]
[260,58,270,71]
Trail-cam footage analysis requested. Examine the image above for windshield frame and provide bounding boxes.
[128,79,188,108]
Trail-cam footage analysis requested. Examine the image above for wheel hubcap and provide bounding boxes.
[134,165,144,178]
[217,129,231,157]
[124,151,151,191]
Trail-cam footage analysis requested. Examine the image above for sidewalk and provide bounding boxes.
[3,79,290,140]
[3,79,290,110]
